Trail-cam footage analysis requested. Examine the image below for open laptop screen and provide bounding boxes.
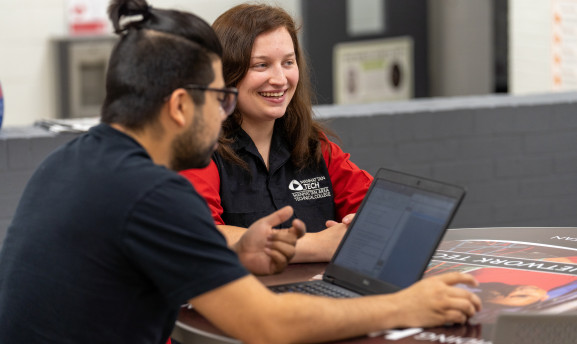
[332,178,460,288]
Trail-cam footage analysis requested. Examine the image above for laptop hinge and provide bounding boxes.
[323,276,335,284]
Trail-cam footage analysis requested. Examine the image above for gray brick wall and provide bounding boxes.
[0,127,80,243]
[1,91,577,246]
[317,92,577,229]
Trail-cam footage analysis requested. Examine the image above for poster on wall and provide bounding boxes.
[66,0,110,35]
[552,0,577,91]
[333,37,413,105]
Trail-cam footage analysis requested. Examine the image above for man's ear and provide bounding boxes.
[166,89,195,128]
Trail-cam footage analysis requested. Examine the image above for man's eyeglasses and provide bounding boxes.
[182,85,238,116]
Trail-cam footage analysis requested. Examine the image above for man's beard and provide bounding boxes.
[170,109,217,171]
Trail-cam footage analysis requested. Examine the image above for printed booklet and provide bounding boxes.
[374,227,577,343]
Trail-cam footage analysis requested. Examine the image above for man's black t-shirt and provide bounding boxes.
[0,124,248,343]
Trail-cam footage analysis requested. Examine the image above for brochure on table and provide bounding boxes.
[382,227,577,343]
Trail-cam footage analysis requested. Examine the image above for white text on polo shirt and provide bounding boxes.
[289,176,332,201]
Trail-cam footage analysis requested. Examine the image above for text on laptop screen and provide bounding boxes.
[333,178,458,288]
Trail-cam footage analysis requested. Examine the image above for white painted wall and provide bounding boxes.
[1,0,67,127]
[508,0,552,94]
[0,0,299,127]
[0,0,566,126]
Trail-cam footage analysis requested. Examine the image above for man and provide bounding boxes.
[0,1,481,343]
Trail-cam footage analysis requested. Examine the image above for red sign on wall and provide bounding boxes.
[67,0,110,35]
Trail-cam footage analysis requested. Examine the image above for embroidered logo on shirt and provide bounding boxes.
[289,176,332,201]
[288,180,304,191]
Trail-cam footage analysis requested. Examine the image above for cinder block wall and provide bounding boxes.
[317,92,577,229]
[0,127,80,242]
[1,91,577,246]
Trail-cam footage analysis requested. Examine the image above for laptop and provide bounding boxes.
[270,168,466,297]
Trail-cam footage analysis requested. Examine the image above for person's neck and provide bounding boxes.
[241,119,275,169]
[242,119,274,145]
[109,123,172,168]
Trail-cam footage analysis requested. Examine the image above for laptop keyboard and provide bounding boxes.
[270,282,359,298]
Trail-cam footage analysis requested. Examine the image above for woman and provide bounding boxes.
[180,4,372,262]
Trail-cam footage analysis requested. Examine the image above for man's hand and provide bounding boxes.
[391,273,482,328]
[233,206,306,275]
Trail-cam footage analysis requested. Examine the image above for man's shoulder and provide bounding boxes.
[49,125,189,202]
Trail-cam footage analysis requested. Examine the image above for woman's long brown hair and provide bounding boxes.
[213,3,335,169]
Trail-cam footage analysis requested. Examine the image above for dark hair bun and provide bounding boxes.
[108,0,151,34]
